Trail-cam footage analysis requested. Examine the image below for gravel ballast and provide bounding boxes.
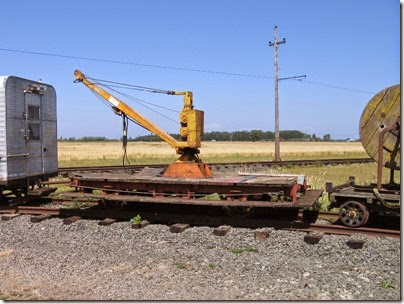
[0,215,400,300]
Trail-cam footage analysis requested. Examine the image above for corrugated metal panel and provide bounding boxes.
[0,76,58,183]
[0,77,9,181]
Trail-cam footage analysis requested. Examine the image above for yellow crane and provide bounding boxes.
[74,70,212,178]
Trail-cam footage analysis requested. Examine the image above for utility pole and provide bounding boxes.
[269,26,305,161]
[269,26,285,162]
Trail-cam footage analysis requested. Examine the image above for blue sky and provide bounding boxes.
[0,0,400,139]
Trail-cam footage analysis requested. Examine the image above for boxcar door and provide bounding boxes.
[24,90,44,176]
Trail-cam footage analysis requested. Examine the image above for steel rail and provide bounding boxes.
[58,157,373,173]
[295,223,400,239]
[1,205,398,239]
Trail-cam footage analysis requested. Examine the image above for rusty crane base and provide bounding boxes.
[65,169,323,209]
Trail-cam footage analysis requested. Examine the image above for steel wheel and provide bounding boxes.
[339,200,369,227]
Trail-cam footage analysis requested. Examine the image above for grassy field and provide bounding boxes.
[58,141,368,167]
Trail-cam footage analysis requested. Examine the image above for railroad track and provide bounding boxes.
[295,223,400,239]
[1,205,398,239]
[58,157,373,174]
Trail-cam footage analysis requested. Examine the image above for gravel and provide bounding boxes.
[0,215,400,300]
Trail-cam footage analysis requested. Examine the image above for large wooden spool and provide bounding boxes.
[359,84,400,170]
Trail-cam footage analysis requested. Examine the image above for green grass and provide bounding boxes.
[199,193,221,201]
[246,246,258,253]
[175,263,187,270]
[230,248,243,254]
[267,163,399,189]
[208,263,217,270]
[130,214,142,224]
[265,162,400,211]
[378,280,395,289]
[64,200,96,209]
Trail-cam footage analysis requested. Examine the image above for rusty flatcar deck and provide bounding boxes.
[71,171,302,186]
[68,169,322,207]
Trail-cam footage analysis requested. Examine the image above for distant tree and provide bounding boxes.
[250,130,262,142]
[80,136,108,142]
[323,134,331,141]
[130,129,311,142]
[280,130,308,141]
[264,131,275,140]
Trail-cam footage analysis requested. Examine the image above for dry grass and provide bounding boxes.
[259,163,399,189]
[58,141,368,167]
[201,141,365,156]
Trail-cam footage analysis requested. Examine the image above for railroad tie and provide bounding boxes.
[213,226,231,236]
[131,220,150,229]
[169,223,190,233]
[254,230,271,241]
[63,216,81,225]
[98,218,116,226]
[30,214,52,223]
[346,238,366,249]
[1,214,20,221]
[303,232,324,245]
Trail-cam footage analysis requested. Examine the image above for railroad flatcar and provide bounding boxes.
[0,76,58,197]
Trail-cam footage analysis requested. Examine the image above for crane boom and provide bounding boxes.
[74,70,212,178]
[74,70,188,150]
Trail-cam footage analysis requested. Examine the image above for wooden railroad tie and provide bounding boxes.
[303,232,324,245]
[170,223,190,233]
[131,220,150,229]
[254,230,271,241]
[98,218,116,226]
[63,216,81,225]
[346,238,366,249]
[1,214,20,221]
[31,214,53,223]
[213,226,231,236]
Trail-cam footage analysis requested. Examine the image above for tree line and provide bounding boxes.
[58,130,339,142]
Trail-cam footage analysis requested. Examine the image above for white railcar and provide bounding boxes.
[0,76,57,195]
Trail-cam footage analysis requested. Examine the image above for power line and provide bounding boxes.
[0,47,376,94]
[88,77,173,94]
[294,79,376,94]
[98,83,180,125]
[0,47,270,79]
[90,78,179,113]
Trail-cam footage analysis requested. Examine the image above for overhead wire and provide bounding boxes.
[98,83,180,124]
[292,79,376,95]
[90,81,179,113]
[87,77,172,94]
[88,85,153,133]
[0,47,376,94]
[84,78,179,168]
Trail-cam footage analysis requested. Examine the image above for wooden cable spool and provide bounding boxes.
[359,84,400,170]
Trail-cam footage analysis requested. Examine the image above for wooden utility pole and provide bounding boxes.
[269,26,285,161]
